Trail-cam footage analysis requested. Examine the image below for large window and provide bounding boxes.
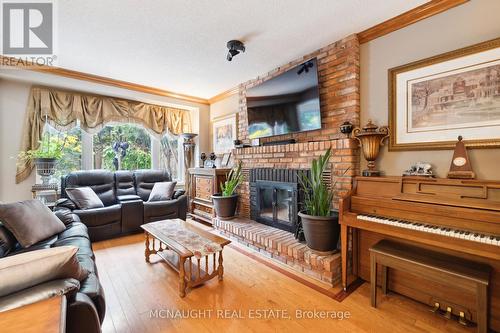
[93,124,151,171]
[43,124,82,181]
[42,122,184,183]
[159,131,183,181]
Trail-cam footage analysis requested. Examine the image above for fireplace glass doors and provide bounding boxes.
[255,181,298,232]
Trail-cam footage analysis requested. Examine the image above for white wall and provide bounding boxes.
[360,0,500,179]
[0,73,210,202]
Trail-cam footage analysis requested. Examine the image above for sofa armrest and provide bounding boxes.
[55,198,77,210]
[173,189,186,199]
[176,194,187,220]
[67,292,102,333]
[117,194,141,202]
[54,208,82,225]
[0,278,80,313]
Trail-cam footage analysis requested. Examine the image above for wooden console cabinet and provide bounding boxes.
[187,168,230,224]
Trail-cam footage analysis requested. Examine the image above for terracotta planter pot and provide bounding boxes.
[212,193,238,220]
[298,211,340,252]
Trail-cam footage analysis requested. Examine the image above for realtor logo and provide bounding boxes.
[2,1,53,55]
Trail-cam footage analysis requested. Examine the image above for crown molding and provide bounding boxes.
[0,55,209,105]
[208,86,240,104]
[357,0,469,44]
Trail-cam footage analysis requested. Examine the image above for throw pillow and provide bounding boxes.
[0,223,17,257]
[0,246,88,297]
[0,200,66,248]
[65,187,104,210]
[148,181,177,202]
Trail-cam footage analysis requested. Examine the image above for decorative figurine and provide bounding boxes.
[353,120,389,177]
[403,162,433,177]
[200,152,207,168]
[340,121,354,137]
[209,152,217,168]
[448,136,475,179]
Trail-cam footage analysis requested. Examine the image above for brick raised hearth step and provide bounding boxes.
[213,217,341,286]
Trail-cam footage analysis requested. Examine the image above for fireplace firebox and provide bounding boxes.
[255,181,297,232]
[249,168,310,238]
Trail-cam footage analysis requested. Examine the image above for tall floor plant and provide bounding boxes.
[298,148,333,216]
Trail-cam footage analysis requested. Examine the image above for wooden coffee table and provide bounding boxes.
[141,219,231,297]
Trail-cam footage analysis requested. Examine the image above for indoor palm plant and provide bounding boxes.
[298,148,340,252]
[212,161,243,219]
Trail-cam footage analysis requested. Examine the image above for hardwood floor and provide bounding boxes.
[93,233,474,333]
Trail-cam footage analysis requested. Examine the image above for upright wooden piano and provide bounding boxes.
[340,176,500,330]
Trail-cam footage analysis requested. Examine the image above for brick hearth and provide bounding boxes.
[214,217,341,286]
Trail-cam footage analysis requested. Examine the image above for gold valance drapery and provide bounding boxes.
[16,86,192,183]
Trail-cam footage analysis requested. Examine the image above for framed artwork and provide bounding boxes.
[212,114,238,154]
[389,38,500,151]
[221,152,232,167]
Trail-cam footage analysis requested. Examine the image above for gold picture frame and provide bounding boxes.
[389,37,500,151]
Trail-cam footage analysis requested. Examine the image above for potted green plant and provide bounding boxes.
[212,161,243,219]
[298,148,340,252]
[18,132,66,184]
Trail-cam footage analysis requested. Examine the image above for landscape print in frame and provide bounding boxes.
[212,114,238,154]
[389,38,500,150]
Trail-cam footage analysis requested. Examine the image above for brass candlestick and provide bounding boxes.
[353,120,389,177]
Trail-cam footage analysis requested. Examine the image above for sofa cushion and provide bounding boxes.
[0,200,66,248]
[0,278,80,313]
[66,187,104,210]
[144,200,179,220]
[148,181,177,202]
[54,237,94,259]
[58,222,89,240]
[64,170,117,206]
[0,223,16,258]
[115,171,136,196]
[73,204,122,228]
[134,170,171,201]
[0,246,88,297]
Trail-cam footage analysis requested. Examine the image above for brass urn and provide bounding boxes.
[353,120,389,177]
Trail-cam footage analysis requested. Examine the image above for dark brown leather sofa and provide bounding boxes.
[58,169,187,241]
[0,209,105,333]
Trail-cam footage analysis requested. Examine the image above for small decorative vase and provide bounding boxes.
[200,153,207,168]
[209,152,217,168]
[353,120,389,177]
[340,121,354,137]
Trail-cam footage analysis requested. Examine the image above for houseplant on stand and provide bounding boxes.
[212,161,243,219]
[298,148,340,253]
[18,132,67,185]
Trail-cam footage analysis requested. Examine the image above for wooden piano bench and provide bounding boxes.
[369,240,491,333]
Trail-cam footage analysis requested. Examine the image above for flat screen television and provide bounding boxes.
[246,58,321,139]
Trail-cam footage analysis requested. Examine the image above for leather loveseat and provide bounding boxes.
[58,169,187,242]
[0,209,105,333]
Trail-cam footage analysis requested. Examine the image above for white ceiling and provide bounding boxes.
[51,0,427,99]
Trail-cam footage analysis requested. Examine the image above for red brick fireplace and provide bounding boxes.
[235,34,360,216]
[214,34,360,286]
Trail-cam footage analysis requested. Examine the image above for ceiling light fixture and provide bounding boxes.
[297,61,314,75]
[226,40,245,61]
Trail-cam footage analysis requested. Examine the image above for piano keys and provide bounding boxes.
[339,176,500,331]
[356,214,500,246]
